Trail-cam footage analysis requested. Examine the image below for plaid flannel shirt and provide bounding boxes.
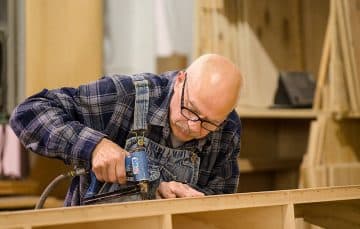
[10,71,242,206]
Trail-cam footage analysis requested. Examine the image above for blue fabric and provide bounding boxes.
[10,71,242,206]
[132,75,149,131]
[99,135,200,202]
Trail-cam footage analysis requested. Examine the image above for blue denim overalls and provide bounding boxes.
[82,75,200,204]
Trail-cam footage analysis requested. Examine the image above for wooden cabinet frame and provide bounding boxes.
[1,185,359,229]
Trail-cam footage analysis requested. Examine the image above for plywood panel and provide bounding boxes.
[34,216,166,229]
[172,206,287,229]
[295,200,360,228]
[277,120,310,159]
[238,172,275,192]
[322,119,360,164]
[25,0,103,95]
[275,169,299,190]
[240,119,278,159]
[301,0,329,79]
[24,0,103,198]
[244,0,303,71]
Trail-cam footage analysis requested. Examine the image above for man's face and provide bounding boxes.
[169,72,224,142]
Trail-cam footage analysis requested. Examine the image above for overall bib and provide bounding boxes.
[82,75,200,204]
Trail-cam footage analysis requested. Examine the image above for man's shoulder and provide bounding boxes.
[106,71,178,90]
[223,110,241,134]
[228,110,241,124]
[143,71,178,88]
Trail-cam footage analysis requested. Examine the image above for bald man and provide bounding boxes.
[10,54,243,206]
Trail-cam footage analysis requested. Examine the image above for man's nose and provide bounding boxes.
[187,120,202,133]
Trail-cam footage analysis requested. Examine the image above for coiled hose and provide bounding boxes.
[35,168,87,209]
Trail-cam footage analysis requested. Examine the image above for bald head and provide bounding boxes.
[185,54,242,121]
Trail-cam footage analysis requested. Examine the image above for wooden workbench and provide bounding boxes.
[0,185,359,229]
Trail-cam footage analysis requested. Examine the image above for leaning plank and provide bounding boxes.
[304,121,320,167]
[343,0,360,112]
[335,0,358,112]
[314,115,328,166]
[329,0,350,113]
[299,120,319,188]
[313,8,331,110]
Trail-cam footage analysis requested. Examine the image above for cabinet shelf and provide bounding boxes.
[0,195,62,210]
[236,107,360,119]
[0,179,38,195]
[236,107,318,119]
[239,159,301,173]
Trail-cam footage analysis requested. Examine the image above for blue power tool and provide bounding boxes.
[125,147,150,198]
[82,145,150,205]
[36,144,151,207]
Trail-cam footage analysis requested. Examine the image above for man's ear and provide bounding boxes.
[175,71,186,87]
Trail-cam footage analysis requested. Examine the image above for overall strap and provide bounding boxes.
[132,74,149,132]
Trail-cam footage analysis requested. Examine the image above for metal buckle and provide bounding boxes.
[131,130,146,147]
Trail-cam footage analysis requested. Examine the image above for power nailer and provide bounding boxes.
[35,144,150,209]
[82,146,150,205]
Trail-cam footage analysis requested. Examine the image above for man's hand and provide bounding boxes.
[91,138,129,184]
[156,181,205,199]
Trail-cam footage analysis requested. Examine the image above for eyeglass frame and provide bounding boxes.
[180,72,223,132]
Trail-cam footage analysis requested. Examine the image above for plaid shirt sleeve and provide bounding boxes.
[9,76,127,168]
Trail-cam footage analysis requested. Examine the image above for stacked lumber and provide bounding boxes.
[314,0,360,115]
[300,115,360,188]
[301,0,360,189]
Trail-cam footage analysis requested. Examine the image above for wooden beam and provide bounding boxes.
[0,186,359,228]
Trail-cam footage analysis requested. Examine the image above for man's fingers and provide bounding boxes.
[186,187,205,197]
[157,182,177,199]
[108,161,117,182]
[182,184,204,197]
[157,181,205,199]
[91,138,129,183]
[170,182,188,198]
[101,163,109,182]
[92,167,103,182]
[170,182,204,198]
[115,161,126,184]
[162,191,177,199]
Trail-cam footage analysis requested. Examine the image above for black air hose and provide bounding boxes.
[35,168,87,210]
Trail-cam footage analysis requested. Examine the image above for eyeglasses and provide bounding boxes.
[180,73,222,132]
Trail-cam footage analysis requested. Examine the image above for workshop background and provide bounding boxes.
[1,0,359,218]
